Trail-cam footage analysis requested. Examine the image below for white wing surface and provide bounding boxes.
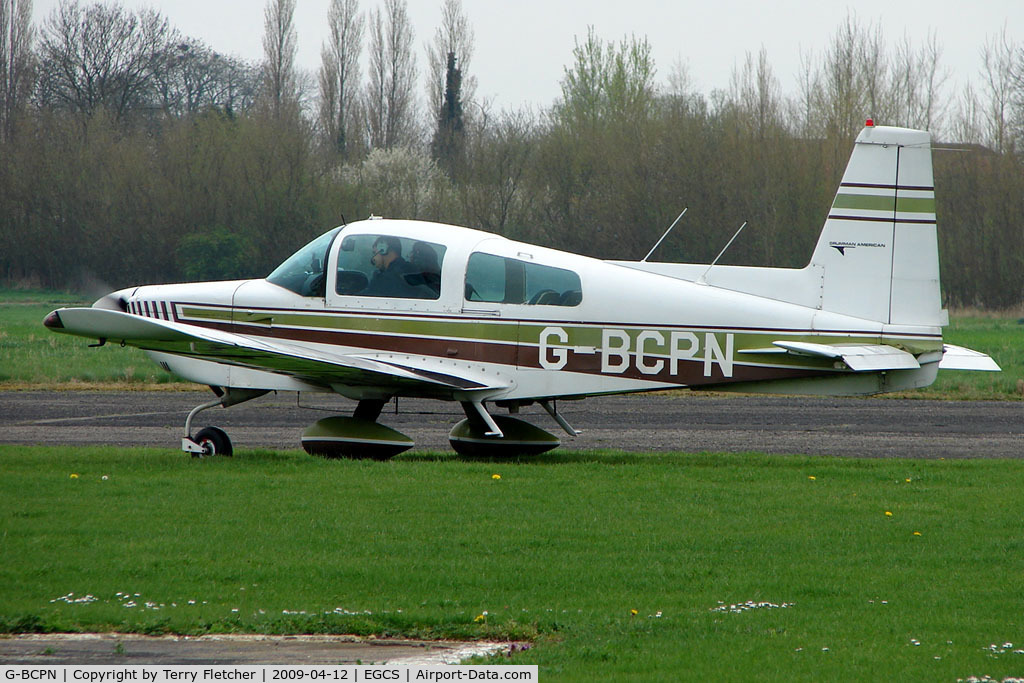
[45,307,507,393]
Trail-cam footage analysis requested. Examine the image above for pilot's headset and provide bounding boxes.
[370,239,388,265]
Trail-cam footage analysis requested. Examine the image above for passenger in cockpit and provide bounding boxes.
[410,241,442,295]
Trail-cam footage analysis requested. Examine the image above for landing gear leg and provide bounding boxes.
[539,399,582,437]
[448,400,560,457]
[353,399,386,422]
[181,387,268,457]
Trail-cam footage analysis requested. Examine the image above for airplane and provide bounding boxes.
[43,122,999,459]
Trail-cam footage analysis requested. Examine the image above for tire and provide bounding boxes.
[193,426,233,457]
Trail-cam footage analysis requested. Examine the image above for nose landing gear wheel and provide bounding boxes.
[193,426,233,457]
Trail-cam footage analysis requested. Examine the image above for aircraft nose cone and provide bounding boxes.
[43,310,64,329]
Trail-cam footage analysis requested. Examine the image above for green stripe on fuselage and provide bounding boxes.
[180,306,520,343]
[178,305,941,369]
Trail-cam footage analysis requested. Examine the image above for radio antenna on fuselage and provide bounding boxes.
[641,208,688,262]
[697,221,748,284]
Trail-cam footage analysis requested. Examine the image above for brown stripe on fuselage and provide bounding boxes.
[183,314,829,389]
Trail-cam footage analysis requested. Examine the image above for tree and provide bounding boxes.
[430,50,464,174]
[460,110,534,234]
[979,27,1017,153]
[35,0,173,121]
[425,0,474,123]
[345,146,447,219]
[800,15,951,141]
[556,28,656,131]
[815,14,871,143]
[726,47,782,139]
[0,0,34,141]
[365,0,417,150]
[260,0,298,118]
[318,0,363,157]
[888,31,949,132]
[152,38,260,117]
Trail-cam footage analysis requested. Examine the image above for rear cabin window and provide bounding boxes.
[465,252,582,306]
[335,234,445,299]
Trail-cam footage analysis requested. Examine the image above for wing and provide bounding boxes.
[44,307,508,394]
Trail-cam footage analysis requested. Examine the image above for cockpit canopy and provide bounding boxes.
[266,228,446,300]
[266,220,582,308]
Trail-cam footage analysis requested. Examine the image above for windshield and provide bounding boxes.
[266,227,342,296]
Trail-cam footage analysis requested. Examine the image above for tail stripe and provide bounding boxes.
[828,215,936,225]
[840,182,933,191]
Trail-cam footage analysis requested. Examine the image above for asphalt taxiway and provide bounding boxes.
[2,390,1021,458]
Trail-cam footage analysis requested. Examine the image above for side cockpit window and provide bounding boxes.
[465,252,582,306]
[335,234,445,300]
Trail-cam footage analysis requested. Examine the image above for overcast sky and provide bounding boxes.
[32,0,1024,112]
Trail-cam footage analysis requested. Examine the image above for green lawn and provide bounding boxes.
[0,291,176,385]
[917,315,1024,399]
[1,446,1023,680]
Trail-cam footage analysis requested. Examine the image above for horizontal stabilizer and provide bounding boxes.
[772,341,920,372]
[939,344,1001,371]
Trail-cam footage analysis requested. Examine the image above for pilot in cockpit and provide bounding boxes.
[365,236,418,297]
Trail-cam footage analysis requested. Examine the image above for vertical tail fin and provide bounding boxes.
[810,124,944,325]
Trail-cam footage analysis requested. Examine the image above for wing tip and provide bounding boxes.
[43,310,64,329]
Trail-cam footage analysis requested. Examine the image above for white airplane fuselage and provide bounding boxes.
[119,217,943,405]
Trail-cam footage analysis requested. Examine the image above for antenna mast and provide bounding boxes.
[642,208,688,262]
[698,222,748,284]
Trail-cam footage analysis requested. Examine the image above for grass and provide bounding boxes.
[0,290,180,386]
[2,288,1022,398]
[1,445,1023,680]
[911,315,1024,399]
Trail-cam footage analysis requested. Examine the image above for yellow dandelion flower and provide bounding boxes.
[69,473,79,479]
[491,474,501,480]
[630,609,638,616]
[905,478,911,483]
[808,476,816,481]
[913,531,922,536]
[474,613,486,623]
[885,511,893,517]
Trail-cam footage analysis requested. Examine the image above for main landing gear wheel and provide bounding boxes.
[193,426,233,457]
[449,415,560,457]
[300,399,414,460]
[301,416,413,460]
